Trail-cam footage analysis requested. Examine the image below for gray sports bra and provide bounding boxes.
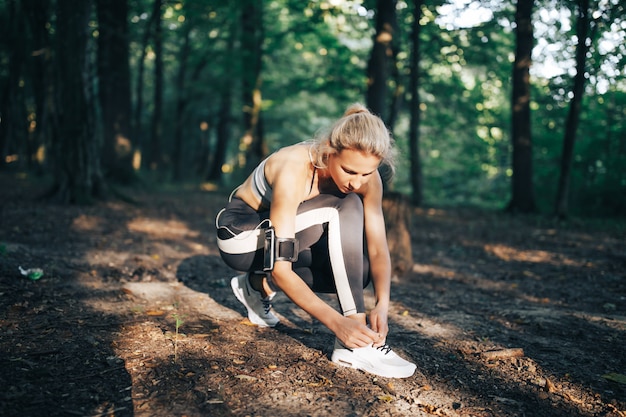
[251,157,272,206]
[250,152,317,207]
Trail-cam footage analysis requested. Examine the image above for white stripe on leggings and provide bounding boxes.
[217,207,358,316]
[295,207,357,316]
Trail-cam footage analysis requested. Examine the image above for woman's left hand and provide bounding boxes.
[369,305,389,347]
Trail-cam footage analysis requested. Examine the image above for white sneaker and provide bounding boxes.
[231,274,279,327]
[331,338,416,378]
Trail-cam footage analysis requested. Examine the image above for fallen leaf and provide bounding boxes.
[146,310,165,316]
[377,394,394,402]
[235,374,257,382]
[206,399,224,404]
[603,373,626,385]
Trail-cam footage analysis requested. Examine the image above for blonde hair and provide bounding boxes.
[310,103,396,175]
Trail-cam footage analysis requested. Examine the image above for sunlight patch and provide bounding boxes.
[484,244,584,267]
[72,214,104,232]
[412,263,459,279]
[128,218,200,239]
[392,305,462,340]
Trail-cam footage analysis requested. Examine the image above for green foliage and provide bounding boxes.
[1,0,624,216]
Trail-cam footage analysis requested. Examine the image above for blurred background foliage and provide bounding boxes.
[0,0,624,217]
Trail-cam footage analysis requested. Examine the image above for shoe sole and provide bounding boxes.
[331,350,416,378]
[230,276,277,328]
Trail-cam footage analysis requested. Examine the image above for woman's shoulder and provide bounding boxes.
[266,143,310,179]
[269,142,310,164]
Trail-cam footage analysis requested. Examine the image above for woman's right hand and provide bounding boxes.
[333,315,380,348]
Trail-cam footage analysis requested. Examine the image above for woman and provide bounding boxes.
[215,103,415,378]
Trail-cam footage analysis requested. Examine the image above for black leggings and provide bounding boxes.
[216,193,371,316]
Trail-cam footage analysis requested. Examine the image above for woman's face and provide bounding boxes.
[327,148,381,194]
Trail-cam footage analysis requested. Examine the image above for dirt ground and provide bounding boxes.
[0,173,625,417]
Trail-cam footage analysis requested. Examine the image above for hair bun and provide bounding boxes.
[343,103,370,117]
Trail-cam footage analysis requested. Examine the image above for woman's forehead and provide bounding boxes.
[333,148,381,173]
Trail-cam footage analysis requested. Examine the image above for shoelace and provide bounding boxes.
[261,297,272,315]
[375,344,393,355]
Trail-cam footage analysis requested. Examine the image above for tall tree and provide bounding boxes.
[206,15,236,183]
[132,5,159,167]
[96,0,134,183]
[554,0,592,218]
[171,18,192,182]
[240,0,265,173]
[50,0,103,203]
[0,0,27,170]
[507,0,536,213]
[23,0,52,173]
[408,0,423,206]
[366,0,397,123]
[147,0,163,171]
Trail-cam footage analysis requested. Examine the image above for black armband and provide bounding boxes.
[263,227,299,271]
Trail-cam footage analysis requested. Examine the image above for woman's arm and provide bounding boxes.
[361,172,392,345]
[267,149,379,348]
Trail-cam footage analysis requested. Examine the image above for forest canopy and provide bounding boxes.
[0,0,624,217]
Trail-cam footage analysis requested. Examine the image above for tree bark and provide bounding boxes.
[132,5,159,168]
[382,191,413,279]
[206,90,232,182]
[50,0,103,204]
[148,0,163,171]
[206,18,236,183]
[366,0,397,122]
[23,0,52,173]
[408,0,423,206]
[240,0,265,173]
[172,23,191,182]
[555,0,591,218]
[507,0,536,213]
[0,1,27,171]
[96,0,134,183]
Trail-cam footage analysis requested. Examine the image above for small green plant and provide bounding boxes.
[172,313,185,362]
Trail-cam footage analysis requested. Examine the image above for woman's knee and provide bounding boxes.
[337,192,364,216]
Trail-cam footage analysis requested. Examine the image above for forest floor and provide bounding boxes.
[0,172,625,417]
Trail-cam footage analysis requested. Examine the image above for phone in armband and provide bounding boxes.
[263,227,275,271]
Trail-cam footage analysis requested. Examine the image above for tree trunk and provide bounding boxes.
[507,0,536,213]
[172,24,191,182]
[206,19,236,183]
[0,1,27,171]
[50,0,103,204]
[240,0,265,173]
[366,0,397,121]
[148,0,163,171]
[132,5,158,169]
[382,191,413,279]
[23,0,52,174]
[206,90,232,182]
[555,0,591,218]
[96,0,134,183]
[408,0,423,206]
